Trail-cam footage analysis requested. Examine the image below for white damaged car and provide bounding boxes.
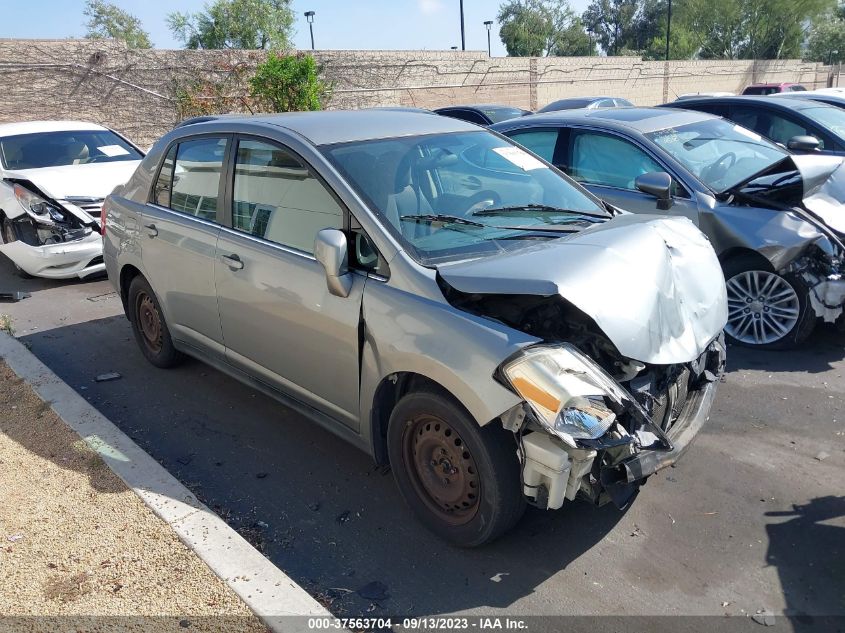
[0,121,143,279]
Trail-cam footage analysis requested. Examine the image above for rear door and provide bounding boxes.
[214,136,364,429]
[142,135,230,357]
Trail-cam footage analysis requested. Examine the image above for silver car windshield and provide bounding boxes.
[646,119,787,193]
[323,131,609,265]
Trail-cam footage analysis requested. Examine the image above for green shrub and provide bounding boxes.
[248,52,329,112]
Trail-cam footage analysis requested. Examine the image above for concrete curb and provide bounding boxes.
[0,331,331,632]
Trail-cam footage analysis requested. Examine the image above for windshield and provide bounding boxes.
[323,130,608,265]
[801,107,845,138]
[480,107,528,123]
[0,130,142,170]
[646,118,787,192]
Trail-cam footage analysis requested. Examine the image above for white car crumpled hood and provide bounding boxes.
[437,214,729,365]
[6,161,141,200]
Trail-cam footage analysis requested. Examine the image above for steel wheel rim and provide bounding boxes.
[725,270,800,345]
[136,292,163,354]
[402,414,480,526]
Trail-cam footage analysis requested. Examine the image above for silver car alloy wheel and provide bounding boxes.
[725,270,800,345]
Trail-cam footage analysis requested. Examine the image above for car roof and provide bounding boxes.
[493,106,716,134]
[178,110,479,145]
[670,95,825,111]
[436,104,526,112]
[0,120,110,137]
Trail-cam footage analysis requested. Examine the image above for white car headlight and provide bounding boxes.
[500,344,632,447]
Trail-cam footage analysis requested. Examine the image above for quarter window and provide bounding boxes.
[231,139,344,254]
[152,137,227,222]
[568,131,662,190]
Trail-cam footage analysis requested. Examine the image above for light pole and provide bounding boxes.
[665,0,672,61]
[459,0,466,51]
[304,11,315,50]
[484,20,493,57]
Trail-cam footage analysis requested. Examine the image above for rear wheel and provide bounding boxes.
[128,275,184,368]
[1,217,33,278]
[723,255,815,349]
[387,389,525,547]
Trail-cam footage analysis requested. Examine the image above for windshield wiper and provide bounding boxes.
[399,214,486,228]
[472,204,607,220]
[741,171,801,191]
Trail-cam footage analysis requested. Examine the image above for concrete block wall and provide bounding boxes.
[0,39,836,147]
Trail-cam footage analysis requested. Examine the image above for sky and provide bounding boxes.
[6,0,592,56]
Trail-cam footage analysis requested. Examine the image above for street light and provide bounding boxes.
[304,11,315,50]
[484,20,493,57]
[665,0,673,61]
[459,0,466,51]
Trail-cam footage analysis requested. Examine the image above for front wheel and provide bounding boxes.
[387,389,525,547]
[723,256,815,349]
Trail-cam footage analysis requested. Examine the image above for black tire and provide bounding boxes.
[722,254,815,349]
[1,217,34,279]
[128,275,184,368]
[387,389,525,547]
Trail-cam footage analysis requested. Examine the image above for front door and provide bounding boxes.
[214,137,363,429]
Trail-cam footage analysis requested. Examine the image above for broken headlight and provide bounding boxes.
[500,344,629,447]
[13,184,62,220]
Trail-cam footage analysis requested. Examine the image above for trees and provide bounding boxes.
[498,0,593,57]
[805,1,845,64]
[168,0,294,50]
[582,0,638,55]
[83,0,152,49]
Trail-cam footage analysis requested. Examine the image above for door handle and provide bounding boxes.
[143,223,158,238]
[220,253,244,270]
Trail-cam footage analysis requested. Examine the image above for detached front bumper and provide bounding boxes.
[0,232,104,279]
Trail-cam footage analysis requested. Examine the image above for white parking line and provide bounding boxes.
[0,331,331,632]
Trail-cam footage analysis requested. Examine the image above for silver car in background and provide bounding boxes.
[104,111,727,546]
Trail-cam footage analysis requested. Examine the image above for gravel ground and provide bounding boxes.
[0,360,269,632]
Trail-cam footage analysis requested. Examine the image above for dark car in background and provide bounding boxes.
[493,107,845,349]
[775,91,845,111]
[661,96,845,156]
[433,104,530,126]
[538,97,634,113]
[742,83,807,95]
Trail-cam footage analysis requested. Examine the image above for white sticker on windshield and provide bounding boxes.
[97,144,130,157]
[492,146,546,171]
[732,125,763,142]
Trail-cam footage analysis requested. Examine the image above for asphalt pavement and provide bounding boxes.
[1,258,843,628]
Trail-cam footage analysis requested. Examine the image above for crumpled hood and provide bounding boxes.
[5,161,140,200]
[437,214,728,365]
[793,154,845,234]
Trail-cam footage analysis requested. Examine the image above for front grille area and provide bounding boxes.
[630,367,693,432]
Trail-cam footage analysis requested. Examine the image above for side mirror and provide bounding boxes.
[787,135,821,152]
[635,172,674,211]
[314,228,353,298]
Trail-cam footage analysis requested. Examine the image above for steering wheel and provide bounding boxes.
[702,152,737,183]
[466,190,501,214]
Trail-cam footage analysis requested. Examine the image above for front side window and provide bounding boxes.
[568,131,663,190]
[801,107,845,140]
[323,130,608,265]
[0,129,142,170]
[154,137,227,222]
[646,118,787,192]
[231,139,343,254]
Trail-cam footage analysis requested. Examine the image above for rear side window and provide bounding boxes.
[508,130,559,163]
[152,137,227,222]
[231,139,344,254]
